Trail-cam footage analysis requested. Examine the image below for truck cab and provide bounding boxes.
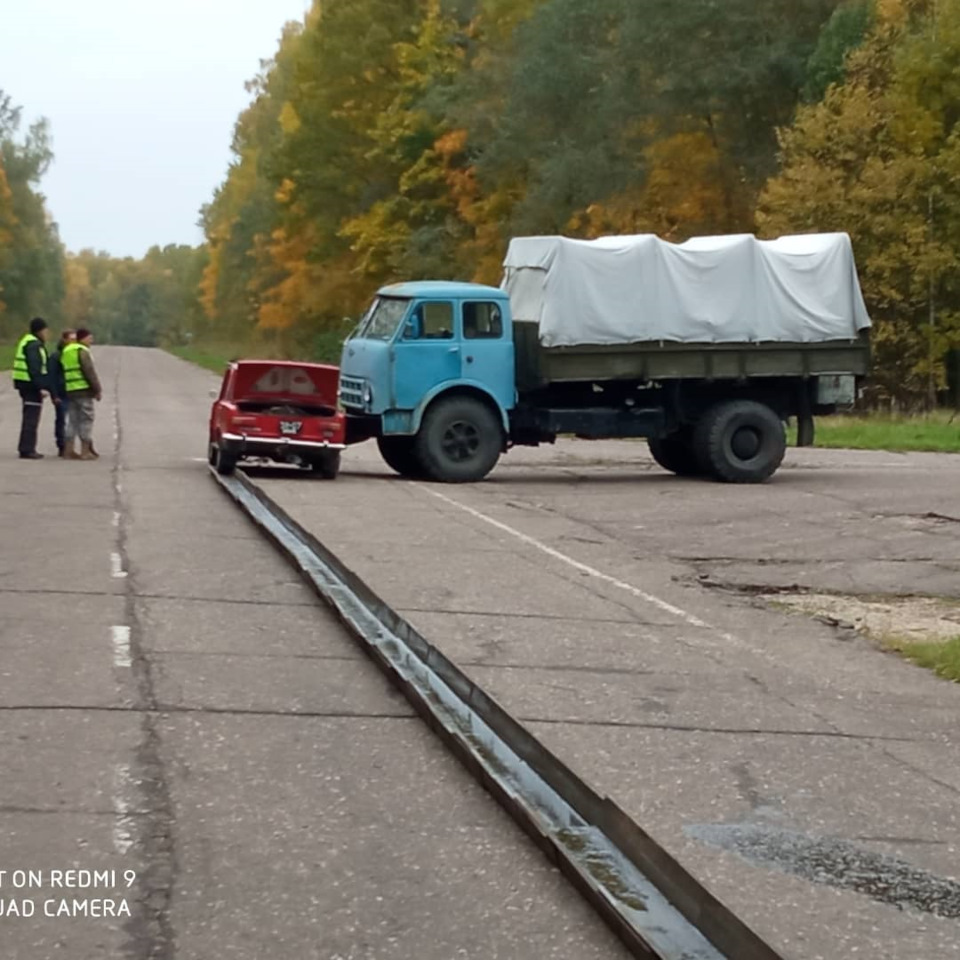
[339,281,516,481]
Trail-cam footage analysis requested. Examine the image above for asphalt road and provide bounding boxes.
[259,403,960,958]
[0,347,630,960]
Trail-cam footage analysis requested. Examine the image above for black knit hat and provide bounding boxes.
[29,317,48,335]
[76,328,92,341]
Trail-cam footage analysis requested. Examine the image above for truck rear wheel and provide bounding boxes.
[648,430,702,477]
[416,397,502,483]
[377,436,425,478]
[695,400,785,483]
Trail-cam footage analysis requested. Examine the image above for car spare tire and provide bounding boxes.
[695,400,786,483]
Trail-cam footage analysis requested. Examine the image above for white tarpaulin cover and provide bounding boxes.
[501,233,872,347]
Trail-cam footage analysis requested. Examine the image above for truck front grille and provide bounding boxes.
[339,375,366,409]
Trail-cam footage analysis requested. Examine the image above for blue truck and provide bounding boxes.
[337,236,871,484]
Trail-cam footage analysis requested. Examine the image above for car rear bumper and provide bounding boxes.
[220,433,346,458]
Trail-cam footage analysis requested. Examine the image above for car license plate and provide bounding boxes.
[279,420,303,436]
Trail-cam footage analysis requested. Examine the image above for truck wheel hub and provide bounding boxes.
[442,420,480,462]
[730,426,761,461]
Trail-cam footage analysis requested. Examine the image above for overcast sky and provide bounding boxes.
[1,0,312,257]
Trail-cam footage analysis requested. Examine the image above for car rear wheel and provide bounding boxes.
[311,450,341,480]
[694,400,785,483]
[416,396,502,483]
[210,441,238,476]
[377,436,425,478]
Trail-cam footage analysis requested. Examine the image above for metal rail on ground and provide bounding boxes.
[214,468,785,960]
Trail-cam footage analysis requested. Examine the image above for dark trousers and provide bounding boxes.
[16,384,43,456]
[54,395,67,451]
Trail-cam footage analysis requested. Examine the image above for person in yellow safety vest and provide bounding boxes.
[12,317,52,460]
[61,328,103,461]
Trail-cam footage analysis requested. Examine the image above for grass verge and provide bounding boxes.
[167,345,234,374]
[167,327,350,374]
[791,412,960,453]
[886,636,960,683]
[0,343,14,371]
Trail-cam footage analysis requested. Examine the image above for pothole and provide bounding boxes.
[687,822,960,918]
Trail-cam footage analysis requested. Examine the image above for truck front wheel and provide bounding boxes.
[648,430,702,477]
[695,400,786,483]
[416,397,502,483]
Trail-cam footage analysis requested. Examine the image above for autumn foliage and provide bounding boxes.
[197,0,846,358]
[10,0,960,407]
[760,0,960,406]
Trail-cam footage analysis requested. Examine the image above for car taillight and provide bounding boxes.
[229,416,261,432]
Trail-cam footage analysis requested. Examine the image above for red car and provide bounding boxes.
[208,360,346,478]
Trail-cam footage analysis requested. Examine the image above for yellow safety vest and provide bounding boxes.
[61,342,92,392]
[12,333,48,384]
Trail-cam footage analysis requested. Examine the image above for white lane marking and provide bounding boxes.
[111,626,132,668]
[112,764,135,855]
[418,486,745,649]
[111,552,127,579]
[112,511,121,528]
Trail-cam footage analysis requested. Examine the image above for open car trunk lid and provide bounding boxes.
[231,362,340,409]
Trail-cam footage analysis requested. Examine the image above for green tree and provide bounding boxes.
[803,0,876,101]
[0,90,64,337]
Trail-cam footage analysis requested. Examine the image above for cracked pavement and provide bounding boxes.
[260,429,960,959]
[0,349,628,960]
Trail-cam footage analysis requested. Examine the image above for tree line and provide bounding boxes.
[0,93,64,339]
[0,91,208,349]
[9,0,960,407]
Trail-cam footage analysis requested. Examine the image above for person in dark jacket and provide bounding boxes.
[47,328,76,457]
[11,317,52,459]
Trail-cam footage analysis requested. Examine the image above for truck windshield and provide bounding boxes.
[357,297,409,341]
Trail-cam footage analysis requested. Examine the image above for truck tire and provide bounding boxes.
[377,436,425,478]
[695,400,785,483]
[311,450,341,480]
[648,431,702,477]
[416,396,502,483]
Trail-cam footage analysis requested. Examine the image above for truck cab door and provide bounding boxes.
[461,300,515,411]
[392,300,461,411]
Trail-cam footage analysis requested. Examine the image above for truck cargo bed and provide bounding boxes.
[514,323,870,391]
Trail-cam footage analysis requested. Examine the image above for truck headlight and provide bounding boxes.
[362,383,373,408]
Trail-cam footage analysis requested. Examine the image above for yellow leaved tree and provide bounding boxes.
[759,0,960,407]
